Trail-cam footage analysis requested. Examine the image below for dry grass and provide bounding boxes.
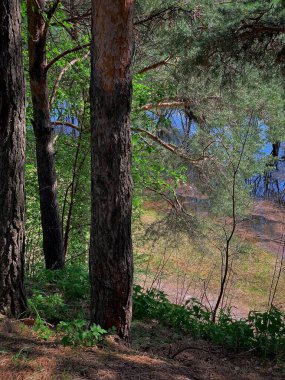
[0,319,284,380]
[134,201,285,316]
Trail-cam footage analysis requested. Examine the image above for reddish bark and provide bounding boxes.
[90,0,134,340]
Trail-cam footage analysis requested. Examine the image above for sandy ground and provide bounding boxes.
[138,192,285,320]
[238,200,285,256]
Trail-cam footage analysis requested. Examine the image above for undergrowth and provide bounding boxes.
[133,285,285,357]
[26,264,105,346]
[26,267,285,356]
[57,320,106,347]
[27,263,89,323]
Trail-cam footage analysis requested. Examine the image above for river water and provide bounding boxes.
[242,143,285,256]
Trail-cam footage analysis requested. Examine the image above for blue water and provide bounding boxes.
[57,107,285,204]
[149,110,285,204]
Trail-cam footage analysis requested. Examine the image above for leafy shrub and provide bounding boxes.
[33,316,54,340]
[57,319,106,347]
[204,311,254,350]
[27,264,89,322]
[28,292,69,322]
[28,263,89,301]
[133,285,210,336]
[248,307,285,355]
[133,285,285,357]
[56,264,89,301]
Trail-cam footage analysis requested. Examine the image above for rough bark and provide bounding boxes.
[27,0,64,269]
[0,0,27,316]
[90,0,134,341]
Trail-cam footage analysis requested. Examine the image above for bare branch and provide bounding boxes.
[141,100,188,111]
[51,120,81,132]
[62,9,91,23]
[134,6,193,26]
[137,55,173,75]
[46,43,90,72]
[237,23,285,36]
[134,127,208,164]
[51,122,210,164]
[49,52,89,107]
[141,96,220,111]
[170,345,220,359]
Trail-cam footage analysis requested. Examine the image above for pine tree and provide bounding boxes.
[90,0,134,341]
[0,0,27,316]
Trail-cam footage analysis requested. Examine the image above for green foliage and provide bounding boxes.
[28,292,106,346]
[133,133,187,194]
[33,317,54,341]
[207,311,255,351]
[28,263,89,302]
[57,320,106,347]
[133,285,211,335]
[133,285,285,357]
[28,293,68,322]
[27,267,106,347]
[20,0,285,363]
[27,301,54,340]
[248,307,285,355]
[27,264,89,325]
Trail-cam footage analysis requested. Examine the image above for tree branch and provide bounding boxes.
[141,100,188,111]
[134,6,193,26]
[62,9,91,23]
[137,55,173,75]
[134,127,207,164]
[237,23,285,36]
[170,345,220,359]
[51,121,209,164]
[46,0,61,20]
[49,52,89,107]
[51,120,81,132]
[46,43,90,72]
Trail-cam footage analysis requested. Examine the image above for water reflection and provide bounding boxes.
[249,143,285,206]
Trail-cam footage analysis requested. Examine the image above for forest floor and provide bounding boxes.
[0,318,284,380]
[1,197,285,379]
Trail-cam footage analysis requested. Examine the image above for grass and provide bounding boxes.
[26,198,285,322]
[134,201,285,315]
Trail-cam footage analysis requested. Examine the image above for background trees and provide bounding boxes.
[27,0,65,270]
[0,1,284,360]
[20,0,285,327]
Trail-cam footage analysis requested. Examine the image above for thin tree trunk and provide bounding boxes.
[27,0,64,269]
[63,135,84,258]
[0,0,27,316]
[90,0,134,341]
[272,142,280,157]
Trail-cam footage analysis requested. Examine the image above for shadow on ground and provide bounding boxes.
[0,320,283,380]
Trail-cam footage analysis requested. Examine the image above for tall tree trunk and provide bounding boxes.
[90,0,134,341]
[0,0,27,316]
[27,0,64,269]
